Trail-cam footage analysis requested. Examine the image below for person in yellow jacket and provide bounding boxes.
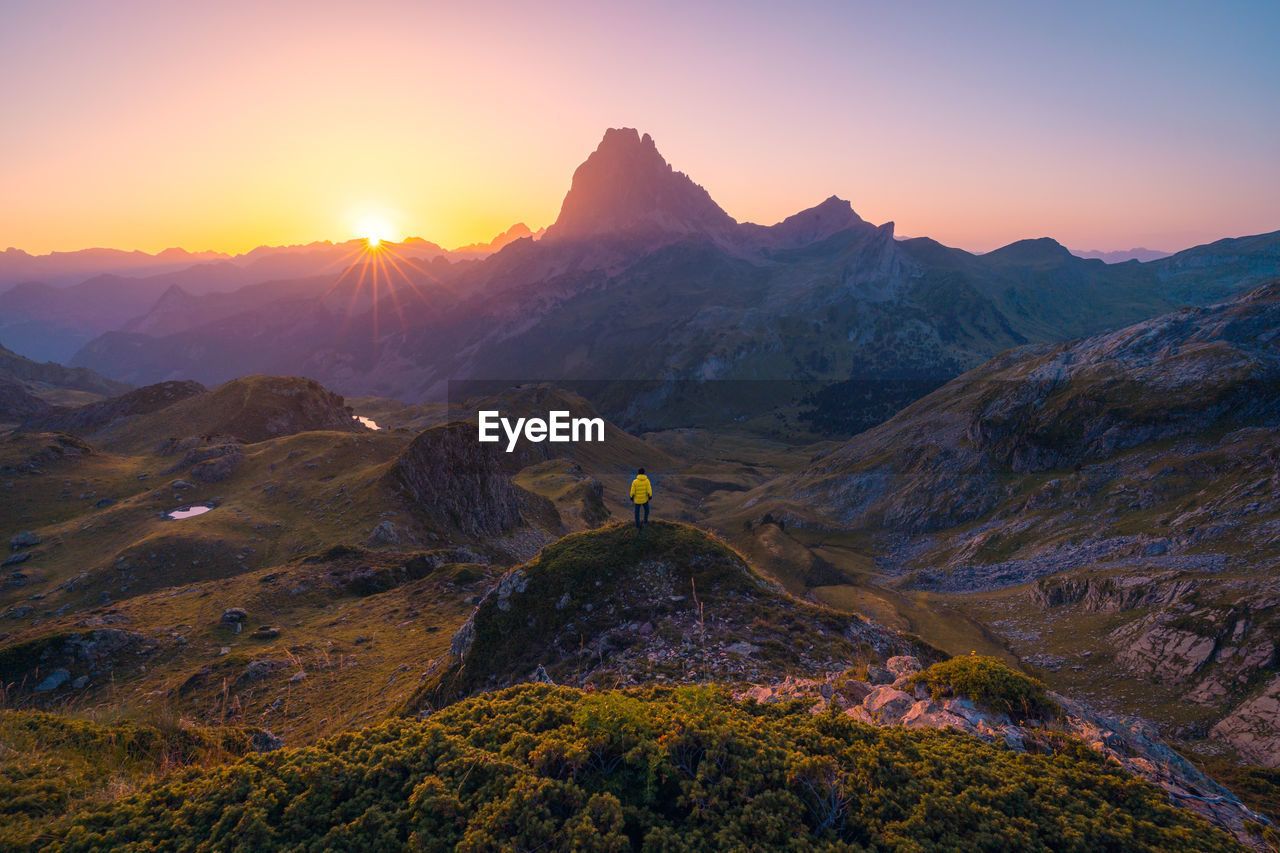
[629,468,652,529]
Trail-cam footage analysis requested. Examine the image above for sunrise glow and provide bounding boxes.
[1,2,1277,255]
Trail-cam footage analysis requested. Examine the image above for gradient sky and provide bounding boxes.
[2,0,1277,255]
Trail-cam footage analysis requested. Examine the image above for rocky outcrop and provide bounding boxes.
[401,523,931,713]
[163,438,244,482]
[1111,614,1219,682]
[1033,573,1202,612]
[389,422,528,538]
[1212,677,1280,768]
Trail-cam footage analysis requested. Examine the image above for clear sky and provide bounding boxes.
[2,0,1277,255]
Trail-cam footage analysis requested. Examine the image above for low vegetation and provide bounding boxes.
[0,710,259,848]
[910,655,1061,721]
[27,684,1240,851]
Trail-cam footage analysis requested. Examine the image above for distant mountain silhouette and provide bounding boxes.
[0,246,229,289]
[451,223,543,255]
[1071,247,1172,263]
[544,128,737,243]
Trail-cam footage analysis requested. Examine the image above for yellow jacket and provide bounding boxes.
[629,474,652,504]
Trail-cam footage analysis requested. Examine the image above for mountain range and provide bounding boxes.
[35,128,1278,429]
[5,127,1280,848]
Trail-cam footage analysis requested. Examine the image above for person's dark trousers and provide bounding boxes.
[634,502,649,529]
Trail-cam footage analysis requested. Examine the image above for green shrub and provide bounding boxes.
[23,685,1240,852]
[0,710,257,848]
[910,655,1060,721]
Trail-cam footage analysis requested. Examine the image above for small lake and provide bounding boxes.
[354,415,381,430]
[167,505,213,520]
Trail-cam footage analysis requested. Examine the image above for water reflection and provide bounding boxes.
[167,505,213,520]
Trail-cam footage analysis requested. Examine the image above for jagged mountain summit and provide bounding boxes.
[543,128,737,244]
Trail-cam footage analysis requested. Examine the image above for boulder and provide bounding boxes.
[866,664,894,684]
[251,731,284,752]
[367,520,400,547]
[885,655,922,678]
[10,531,40,551]
[239,660,284,682]
[901,699,975,733]
[220,608,248,624]
[863,686,914,722]
[36,668,71,691]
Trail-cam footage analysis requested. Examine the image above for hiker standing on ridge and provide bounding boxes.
[630,468,652,530]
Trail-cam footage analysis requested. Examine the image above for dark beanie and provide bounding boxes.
[638,468,645,475]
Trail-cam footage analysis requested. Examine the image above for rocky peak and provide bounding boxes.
[742,195,873,250]
[543,128,736,243]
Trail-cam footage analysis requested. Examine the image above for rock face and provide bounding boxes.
[1033,574,1201,612]
[1111,615,1219,682]
[1212,677,1280,768]
[389,422,529,538]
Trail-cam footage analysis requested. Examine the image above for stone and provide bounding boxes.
[289,671,307,683]
[36,668,71,691]
[863,686,914,722]
[901,699,974,733]
[71,675,89,689]
[845,705,876,724]
[866,665,894,684]
[885,655,922,678]
[367,520,400,546]
[531,665,555,684]
[252,626,280,640]
[1112,616,1218,681]
[251,731,284,752]
[220,608,248,624]
[836,679,872,704]
[240,660,283,682]
[9,531,40,550]
[1143,539,1169,556]
[494,570,528,612]
[2,552,31,567]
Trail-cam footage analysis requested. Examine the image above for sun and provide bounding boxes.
[354,214,399,249]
